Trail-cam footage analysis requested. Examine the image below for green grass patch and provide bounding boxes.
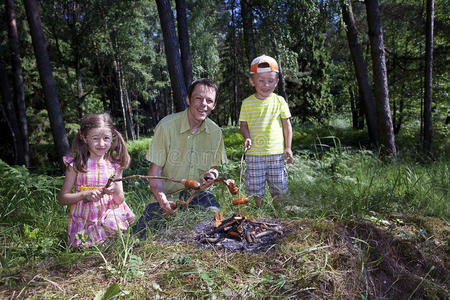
[0,123,448,298]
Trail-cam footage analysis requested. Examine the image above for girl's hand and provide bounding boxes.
[103,183,116,195]
[84,190,102,202]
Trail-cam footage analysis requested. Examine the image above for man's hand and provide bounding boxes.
[201,168,219,184]
[159,195,176,216]
[148,163,176,215]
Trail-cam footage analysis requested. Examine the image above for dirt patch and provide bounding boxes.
[337,220,449,299]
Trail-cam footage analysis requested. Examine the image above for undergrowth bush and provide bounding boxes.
[0,160,67,284]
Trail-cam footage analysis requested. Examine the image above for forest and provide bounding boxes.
[0,0,448,298]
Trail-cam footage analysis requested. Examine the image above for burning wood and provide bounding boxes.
[196,212,285,251]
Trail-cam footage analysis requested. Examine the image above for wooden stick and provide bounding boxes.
[105,174,236,208]
[178,177,226,207]
[112,174,184,184]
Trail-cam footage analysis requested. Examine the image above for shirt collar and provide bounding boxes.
[180,108,209,134]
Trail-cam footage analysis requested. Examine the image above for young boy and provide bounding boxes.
[239,55,294,207]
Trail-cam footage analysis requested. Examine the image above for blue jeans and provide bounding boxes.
[132,190,219,238]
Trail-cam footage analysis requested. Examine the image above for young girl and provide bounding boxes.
[58,113,135,247]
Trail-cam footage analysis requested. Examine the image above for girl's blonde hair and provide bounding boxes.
[71,113,130,173]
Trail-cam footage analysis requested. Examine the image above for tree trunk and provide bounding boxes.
[156,0,187,112]
[365,0,397,160]
[423,0,434,156]
[148,98,157,128]
[75,52,85,117]
[0,46,24,165]
[92,40,108,110]
[341,0,378,146]
[123,77,135,140]
[394,95,404,134]
[349,86,358,129]
[241,0,256,63]
[23,0,70,159]
[6,0,30,166]
[175,0,193,90]
[272,37,288,102]
[48,9,75,97]
[163,87,170,116]
[136,107,140,140]
[231,0,239,125]
[113,57,129,141]
[357,88,365,129]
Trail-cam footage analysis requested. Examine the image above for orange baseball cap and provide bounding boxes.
[250,55,279,74]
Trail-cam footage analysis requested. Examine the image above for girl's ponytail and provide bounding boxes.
[108,129,130,170]
[71,129,90,173]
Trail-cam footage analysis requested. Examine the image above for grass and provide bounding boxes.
[0,123,448,298]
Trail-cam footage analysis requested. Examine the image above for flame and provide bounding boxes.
[215,211,224,227]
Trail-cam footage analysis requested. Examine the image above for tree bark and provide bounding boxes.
[123,74,135,140]
[0,45,24,165]
[341,0,378,146]
[175,0,193,90]
[357,88,365,129]
[349,86,358,129]
[423,0,434,156]
[6,0,30,166]
[23,0,70,159]
[75,51,85,117]
[241,0,256,63]
[272,37,288,102]
[232,1,239,125]
[112,56,129,141]
[365,0,397,160]
[156,0,187,112]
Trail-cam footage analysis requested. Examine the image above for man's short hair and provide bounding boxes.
[187,78,219,103]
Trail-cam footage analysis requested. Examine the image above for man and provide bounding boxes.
[133,78,227,236]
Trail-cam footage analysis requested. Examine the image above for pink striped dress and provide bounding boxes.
[63,156,135,247]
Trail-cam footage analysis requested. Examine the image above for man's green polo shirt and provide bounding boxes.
[146,109,227,198]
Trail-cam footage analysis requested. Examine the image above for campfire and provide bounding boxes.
[110,171,286,251]
[194,212,286,252]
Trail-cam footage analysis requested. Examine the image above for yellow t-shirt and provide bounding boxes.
[146,109,227,197]
[239,93,291,155]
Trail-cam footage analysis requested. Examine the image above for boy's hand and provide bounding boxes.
[284,148,294,164]
[244,138,252,149]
